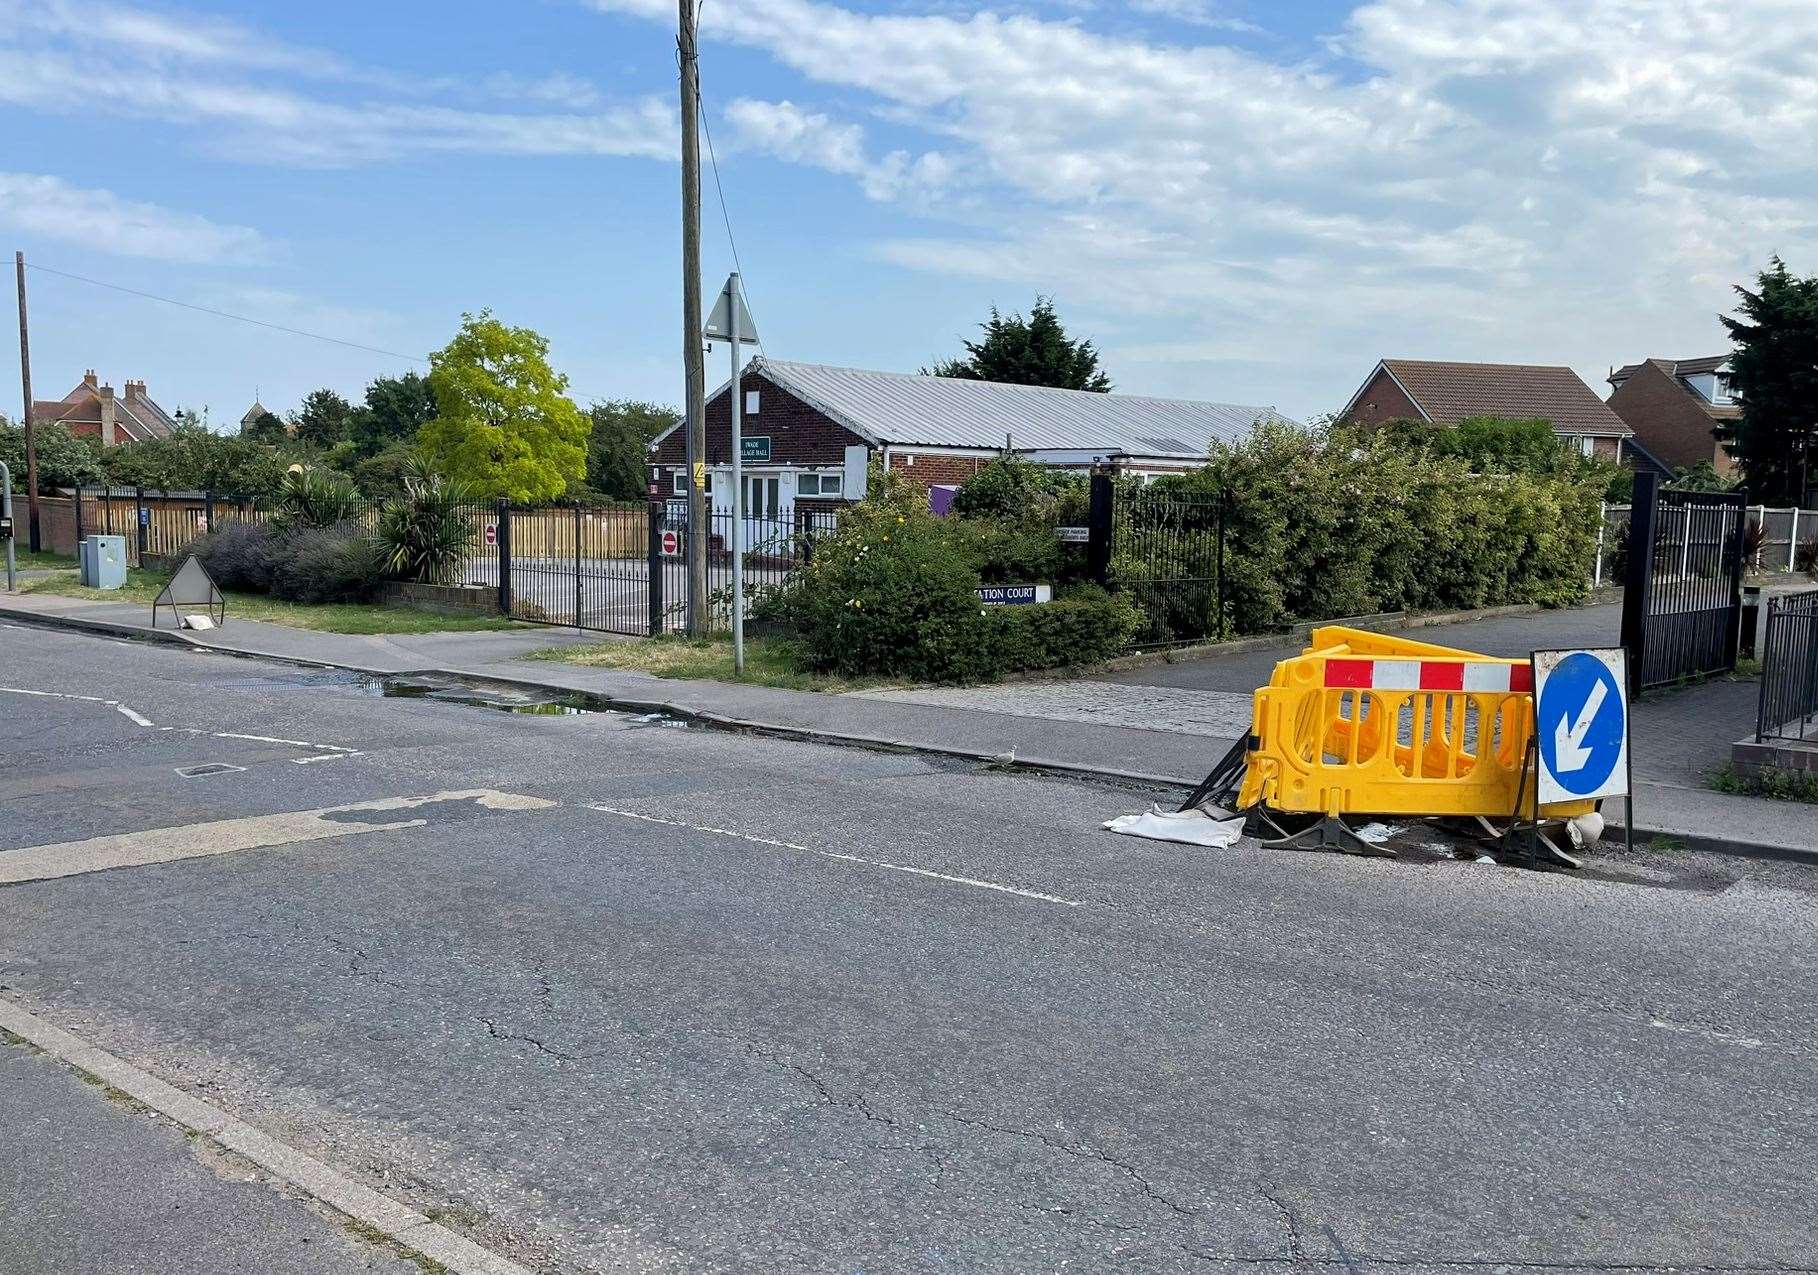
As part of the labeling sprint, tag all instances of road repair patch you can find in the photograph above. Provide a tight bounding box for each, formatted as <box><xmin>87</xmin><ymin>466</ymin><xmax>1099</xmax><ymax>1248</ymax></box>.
<box><xmin>0</xmin><ymin>790</ymin><xmax>557</xmax><ymax>886</ymax></box>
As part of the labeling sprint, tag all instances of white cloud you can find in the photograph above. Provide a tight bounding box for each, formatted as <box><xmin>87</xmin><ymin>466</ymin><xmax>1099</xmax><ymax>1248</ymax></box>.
<box><xmin>724</xmin><ymin>98</ymin><xmax>953</xmax><ymax>201</ymax></box>
<box><xmin>1126</xmin><ymin>0</ymin><xmax>1261</xmax><ymax>34</ymax></box>
<box><xmin>0</xmin><ymin>172</ymin><xmax>268</xmax><ymax>263</ymax></box>
<box><xmin>0</xmin><ymin>2</ymin><xmax>667</xmax><ymax>167</ymax></box>
<box><xmin>592</xmin><ymin>0</ymin><xmax>1818</xmax><ymax>412</ymax></box>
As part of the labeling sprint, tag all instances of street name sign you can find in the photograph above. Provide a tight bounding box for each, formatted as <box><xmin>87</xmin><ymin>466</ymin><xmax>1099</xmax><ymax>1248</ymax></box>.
<box><xmin>977</xmin><ymin>584</ymin><xmax>1052</xmax><ymax>606</ymax></box>
<box><xmin>1533</xmin><ymin>648</ymin><xmax>1630</xmax><ymax>804</ymax></box>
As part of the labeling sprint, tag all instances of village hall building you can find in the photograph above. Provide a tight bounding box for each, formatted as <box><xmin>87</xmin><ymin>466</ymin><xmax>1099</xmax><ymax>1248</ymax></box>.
<box><xmin>649</xmin><ymin>358</ymin><xmax>1292</xmax><ymax>519</ymax></box>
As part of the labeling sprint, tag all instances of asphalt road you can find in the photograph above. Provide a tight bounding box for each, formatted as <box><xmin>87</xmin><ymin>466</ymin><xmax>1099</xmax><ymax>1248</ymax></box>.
<box><xmin>3</xmin><ymin>620</ymin><xmax>1817</xmax><ymax>1273</ymax></box>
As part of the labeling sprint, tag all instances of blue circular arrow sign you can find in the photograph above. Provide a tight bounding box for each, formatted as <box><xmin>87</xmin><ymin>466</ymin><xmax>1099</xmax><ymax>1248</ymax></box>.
<box><xmin>1536</xmin><ymin>652</ymin><xmax>1626</xmax><ymax>796</ymax></box>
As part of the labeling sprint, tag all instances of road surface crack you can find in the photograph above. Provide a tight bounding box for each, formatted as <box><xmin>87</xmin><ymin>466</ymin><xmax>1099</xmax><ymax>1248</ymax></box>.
<box><xmin>1256</xmin><ymin>1180</ymin><xmax>1307</xmax><ymax>1267</ymax></box>
<box><xmin>474</xmin><ymin>1016</ymin><xmax>575</xmax><ymax>1062</ymax></box>
<box><xmin>942</xmin><ymin>1110</ymin><xmax>1199</xmax><ymax>1218</ymax></box>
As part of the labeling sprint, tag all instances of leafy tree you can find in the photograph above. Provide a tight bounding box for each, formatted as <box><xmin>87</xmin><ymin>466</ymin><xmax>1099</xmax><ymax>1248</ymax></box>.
<box><xmin>926</xmin><ymin>296</ymin><xmax>1113</xmax><ymax>392</ymax></box>
<box><xmin>420</xmin><ymin>311</ymin><xmax>589</xmax><ymax>503</ymax></box>
<box><xmin>243</xmin><ymin>410</ymin><xmax>288</xmax><ymax>443</ymax></box>
<box><xmin>95</xmin><ymin>422</ymin><xmax>294</xmax><ymax>496</ymax></box>
<box><xmin>348</xmin><ymin>440</ymin><xmax>422</xmax><ymax>497</ymax></box>
<box><xmin>0</xmin><ymin>421</ymin><xmax>104</xmax><ymax>492</ymax></box>
<box><xmin>587</xmin><ymin>400</ymin><xmax>678</xmax><ymax>499</ymax></box>
<box><xmin>346</xmin><ymin>372</ymin><xmax>437</xmax><ymax>461</ymax></box>
<box><xmin>1719</xmin><ymin>258</ymin><xmax>1818</xmax><ymax>504</ymax></box>
<box><xmin>951</xmin><ymin>454</ymin><xmax>1085</xmax><ymax>518</ymax></box>
<box><xmin>1377</xmin><ymin>415</ymin><xmax>1569</xmax><ymax>474</ymax></box>
<box><xmin>290</xmin><ymin>388</ymin><xmax>357</xmax><ymax>450</ymax></box>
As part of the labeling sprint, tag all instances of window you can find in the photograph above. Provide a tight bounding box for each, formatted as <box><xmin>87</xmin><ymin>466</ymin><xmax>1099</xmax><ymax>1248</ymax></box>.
<box><xmin>797</xmin><ymin>472</ymin><xmax>843</xmax><ymax>498</ymax></box>
<box><xmin>745</xmin><ymin>390</ymin><xmax>761</xmax><ymax>414</ymax></box>
<box><xmin>671</xmin><ymin>472</ymin><xmax>688</xmax><ymax>495</ymax></box>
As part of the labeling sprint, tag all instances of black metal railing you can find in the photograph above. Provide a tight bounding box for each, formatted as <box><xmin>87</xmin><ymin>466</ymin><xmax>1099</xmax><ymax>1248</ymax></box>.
<box><xmin>659</xmin><ymin>506</ymin><xmax>838</xmax><ymax>635</ymax></box>
<box><xmin>1757</xmin><ymin>589</ymin><xmax>1818</xmax><ymax>742</ymax></box>
<box><xmin>1107</xmin><ymin>482</ymin><xmax>1227</xmax><ymax>648</ymax></box>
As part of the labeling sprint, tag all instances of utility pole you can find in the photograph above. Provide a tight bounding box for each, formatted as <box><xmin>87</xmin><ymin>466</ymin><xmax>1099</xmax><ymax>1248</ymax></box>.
<box><xmin>15</xmin><ymin>252</ymin><xmax>40</xmax><ymax>553</ymax></box>
<box><xmin>678</xmin><ymin>0</ymin><xmax>708</xmax><ymax>636</ymax></box>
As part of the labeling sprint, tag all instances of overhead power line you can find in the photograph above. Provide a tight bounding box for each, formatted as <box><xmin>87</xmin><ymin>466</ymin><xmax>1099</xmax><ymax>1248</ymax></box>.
<box><xmin>23</xmin><ymin>261</ymin><xmax>429</xmax><ymax>364</ymax></box>
<box><xmin>21</xmin><ymin>260</ymin><xmax>626</xmax><ymax>405</ymax></box>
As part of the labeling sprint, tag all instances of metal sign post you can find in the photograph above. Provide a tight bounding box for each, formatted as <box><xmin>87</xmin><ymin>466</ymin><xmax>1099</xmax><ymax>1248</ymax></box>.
<box><xmin>1</xmin><ymin>461</ymin><xmax>15</xmax><ymax>592</ymax></box>
<box><xmin>704</xmin><ymin>273</ymin><xmax>759</xmax><ymax>674</ymax></box>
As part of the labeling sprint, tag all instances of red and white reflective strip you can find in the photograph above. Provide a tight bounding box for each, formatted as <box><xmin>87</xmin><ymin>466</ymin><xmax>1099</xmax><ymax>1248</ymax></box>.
<box><xmin>1323</xmin><ymin>659</ymin><xmax>1532</xmax><ymax>693</ymax></box>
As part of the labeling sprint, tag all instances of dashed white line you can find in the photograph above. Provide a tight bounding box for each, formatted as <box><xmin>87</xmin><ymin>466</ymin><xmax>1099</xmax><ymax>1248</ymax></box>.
<box><xmin>0</xmin><ymin>686</ymin><xmax>361</xmax><ymax>764</ymax></box>
<box><xmin>586</xmin><ymin>804</ymin><xmax>1084</xmax><ymax>907</ymax></box>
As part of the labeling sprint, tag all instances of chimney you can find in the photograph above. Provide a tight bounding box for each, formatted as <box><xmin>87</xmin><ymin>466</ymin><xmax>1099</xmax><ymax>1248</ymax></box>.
<box><xmin>83</xmin><ymin>370</ymin><xmax>98</xmax><ymax>390</ymax></box>
<box><xmin>98</xmin><ymin>383</ymin><xmax>117</xmax><ymax>447</ymax></box>
<box><xmin>125</xmin><ymin>378</ymin><xmax>146</xmax><ymax>401</ymax></box>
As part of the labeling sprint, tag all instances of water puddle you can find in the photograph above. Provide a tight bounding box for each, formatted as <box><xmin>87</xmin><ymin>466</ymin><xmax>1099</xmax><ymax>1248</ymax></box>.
<box><xmin>358</xmin><ymin>674</ymin><xmax>596</xmax><ymax>715</ymax></box>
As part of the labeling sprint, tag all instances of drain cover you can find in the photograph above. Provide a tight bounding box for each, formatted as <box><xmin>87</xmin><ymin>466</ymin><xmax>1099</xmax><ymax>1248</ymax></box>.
<box><xmin>176</xmin><ymin>763</ymin><xmax>247</xmax><ymax>778</ymax></box>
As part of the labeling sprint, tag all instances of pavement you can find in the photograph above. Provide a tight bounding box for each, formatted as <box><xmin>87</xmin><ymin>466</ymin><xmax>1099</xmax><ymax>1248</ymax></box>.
<box><xmin>4</xmin><ymin>621</ymin><xmax>1818</xmax><ymax>1272</ymax></box>
<box><xmin>1</xmin><ymin>1043</ymin><xmax>423</xmax><ymax>1274</ymax></box>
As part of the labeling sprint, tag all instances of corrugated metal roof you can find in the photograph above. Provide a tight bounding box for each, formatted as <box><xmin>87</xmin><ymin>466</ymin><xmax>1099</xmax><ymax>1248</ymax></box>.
<box><xmin>742</xmin><ymin>359</ymin><xmax>1291</xmax><ymax>460</ymax></box>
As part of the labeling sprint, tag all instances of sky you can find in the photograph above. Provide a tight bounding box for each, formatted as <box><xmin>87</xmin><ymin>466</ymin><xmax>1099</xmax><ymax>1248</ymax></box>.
<box><xmin>2</xmin><ymin>0</ymin><xmax>1814</xmax><ymax>430</ymax></box>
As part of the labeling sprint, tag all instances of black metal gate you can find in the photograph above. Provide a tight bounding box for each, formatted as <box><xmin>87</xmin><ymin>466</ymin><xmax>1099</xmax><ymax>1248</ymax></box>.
<box><xmin>1095</xmin><ymin>473</ymin><xmax>1227</xmax><ymax>649</ymax></box>
<box><xmin>501</xmin><ymin>501</ymin><xmax>662</xmax><ymax>635</ymax></box>
<box><xmin>1620</xmin><ymin>473</ymin><xmax>1747</xmax><ymax>690</ymax></box>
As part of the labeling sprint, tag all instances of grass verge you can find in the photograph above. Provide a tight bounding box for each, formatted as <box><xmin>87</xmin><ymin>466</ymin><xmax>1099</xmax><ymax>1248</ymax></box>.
<box><xmin>22</xmin><ymin>568</ymin><xmax>520</xmax><ymax>635</ymax></box>
<box><xmin>8</xmin><ymin>548</ymin><xmax>78</xmax><ymax>571</ymax></box>
<box><xmin>1710</xmin><ymin>763</ymin><xmax>1818</xmax><ymax>803</ymax></box>
<box><xmin>525</xmin><ymin>633</ymin><xmax>902</xmax><ymax>693</ymax></box>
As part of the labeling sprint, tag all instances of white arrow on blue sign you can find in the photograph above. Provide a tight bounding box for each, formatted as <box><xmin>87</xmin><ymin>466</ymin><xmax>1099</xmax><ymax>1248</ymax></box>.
<box><xmin>1533</xmin><ymin>648</ymin><xmax>1630</xmax><ymax>804</ymax></box>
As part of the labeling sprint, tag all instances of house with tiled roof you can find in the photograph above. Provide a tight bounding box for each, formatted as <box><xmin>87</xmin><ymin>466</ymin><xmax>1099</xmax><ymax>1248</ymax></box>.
<box><xmin>1605</xmin><ymin>356</ymin><xmax>1739</xmax><ymax>478</ymax></box>
<box><xmin>1340</xmin><ymin>359</ymin><xmax>1634</xmax><ymax>460</ymax></box>
<box><xmin>33</xmin><ymin>371</ymin><xmax>178</xmax><ymax>446</ymax></box>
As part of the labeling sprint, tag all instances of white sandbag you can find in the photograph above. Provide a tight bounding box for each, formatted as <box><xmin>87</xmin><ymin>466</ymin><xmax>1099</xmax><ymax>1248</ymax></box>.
<box><xmin>1102</xmin><ymin>803</ymin><xmax>1246</xmax><ymax>848</ymax></box>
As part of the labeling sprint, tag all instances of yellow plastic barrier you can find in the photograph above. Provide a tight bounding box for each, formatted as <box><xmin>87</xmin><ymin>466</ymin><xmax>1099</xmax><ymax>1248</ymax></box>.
<box><xmin>1231</xmin><ymin>627</ymin><xmax>1594</xmax><ymax>855</ymax></box>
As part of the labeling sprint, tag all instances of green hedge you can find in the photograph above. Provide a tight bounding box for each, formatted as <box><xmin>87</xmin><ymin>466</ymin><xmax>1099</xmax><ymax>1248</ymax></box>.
<box><xmin>789</xmin><ymin>472</ymin><xmax>1138</xmax><ymax>682</ymax></box>
<box><xmin>1151</xmin><ymin>420</ymin><xmax>1606</xmax><ymax>635</ymax></box>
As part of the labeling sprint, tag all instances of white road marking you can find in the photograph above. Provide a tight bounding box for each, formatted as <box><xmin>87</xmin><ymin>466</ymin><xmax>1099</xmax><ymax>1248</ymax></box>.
<box><xmin>0</xmin><ymin>789</ymin><xmax>556</xmax><ymax>886</ymax></box>
<box><xmin>1651</xmin><ymin>1018</ymin><xmax>1765</xmax><ymax>1050</ymax></box>
<box><xmin>0</xmin><ymin>686</ymin><xmax>360</xmax><ymax>763</ymax></box>
<box><xmin>586</xmin><ymin>804</ymin><xmax>1084</xmax><ymax>907</ymax></box>
<box><xmin>0</xmin><ymin>998</ymin><xmax>534</xmax><ymax>1275</ymax></box>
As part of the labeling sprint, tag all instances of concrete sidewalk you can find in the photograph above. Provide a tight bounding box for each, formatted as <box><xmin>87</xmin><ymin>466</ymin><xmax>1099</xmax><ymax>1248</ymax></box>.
<box><xmin>4</xmin><ymin>590</ymin><xmax>1812</xmax><ymax>864</ymax></box>
<box><xmin>0</xmin><ymin>591</ymin><xmax>1221</xmax><ymax>786</ymax></box>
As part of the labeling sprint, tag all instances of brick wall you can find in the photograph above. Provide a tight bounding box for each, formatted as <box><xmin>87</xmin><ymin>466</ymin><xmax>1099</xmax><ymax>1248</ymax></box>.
<box><xmin>1344</xmin><ymin>368</ymin><xmax>1425</xmax><ymax>426</ymax></box>
<box><xmin>886</xmin><ymin>451</ymin><xmax>991</xmax><ymax>488</ymax></box>
<box><xmin>1606</xmin><ymin>361</ymin><xmax>1729</xmax><ymax>472</ymax></box>
<box><xmin>651</xmin><ymin>369</ymin><xmax>869</xmax><ymax>472</ymax></box>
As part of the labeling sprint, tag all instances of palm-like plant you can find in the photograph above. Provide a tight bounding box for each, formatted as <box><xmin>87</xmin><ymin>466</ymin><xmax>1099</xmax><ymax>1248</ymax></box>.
<box><xmin>376</xmin><ymin>458</ymin><xmax>475</xmax><ymax>583</ymax></box>
<box><xmin>272</xmin><ymin>466</ymin><xmax>362</xmax><ymax>532</ymax></box>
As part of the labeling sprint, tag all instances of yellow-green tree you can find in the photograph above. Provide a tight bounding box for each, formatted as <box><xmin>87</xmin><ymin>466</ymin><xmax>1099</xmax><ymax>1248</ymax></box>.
<box><xmin>420</xmin><ymin>311</ymin><xmax>588</xmax><ymax>502</ymax></box>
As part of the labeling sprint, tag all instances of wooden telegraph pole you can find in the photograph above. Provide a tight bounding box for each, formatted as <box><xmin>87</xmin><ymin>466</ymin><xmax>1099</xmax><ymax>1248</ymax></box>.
<box><xmin>14</xmin><ymin>252</ymin><xmax>40</xmax><ymax>553</ymax></box>
<box><xmin>678</xmin><ymin>0</ymin><xmax>709</xmax><ymax>635</ymax></box>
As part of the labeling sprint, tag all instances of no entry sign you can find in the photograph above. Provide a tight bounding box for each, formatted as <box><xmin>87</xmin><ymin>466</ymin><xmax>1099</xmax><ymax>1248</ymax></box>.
<box><xmin>660</xmin><ymin>529</ymin><xmax>680</xmax><ymax>556</ymax></box>
<box><xmin>483</xmin><ymin>522</ymin><xmax>498</xmax><ymax>548</ymax></box>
